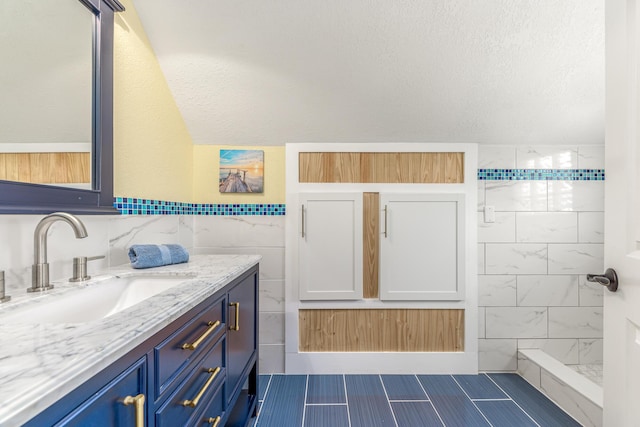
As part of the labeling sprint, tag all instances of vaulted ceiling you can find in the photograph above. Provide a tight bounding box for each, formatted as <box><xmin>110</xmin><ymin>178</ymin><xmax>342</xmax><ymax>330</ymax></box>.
<box><xmin>133</xmin><ymin>0</ymin><xmax>604</xmax><ymax>146</ymax></box>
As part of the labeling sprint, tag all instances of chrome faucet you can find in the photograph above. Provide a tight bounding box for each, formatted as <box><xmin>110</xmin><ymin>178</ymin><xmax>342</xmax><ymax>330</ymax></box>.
<box><xmin>30</xmin><ymin>212</ymin><xmax>88</xmax><ymax>292</ymax></box>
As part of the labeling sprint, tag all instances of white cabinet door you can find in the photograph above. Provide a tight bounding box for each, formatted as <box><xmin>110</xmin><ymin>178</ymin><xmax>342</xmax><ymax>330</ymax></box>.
<box><xmin>299</xmin><ymin>193</ymin><xmax>363</xmax><ymax>300</ymax></box>
<box><xmin>379</xmin><ymin>193</ymin><xmax>465</xmax><ymax>301</ymax></box>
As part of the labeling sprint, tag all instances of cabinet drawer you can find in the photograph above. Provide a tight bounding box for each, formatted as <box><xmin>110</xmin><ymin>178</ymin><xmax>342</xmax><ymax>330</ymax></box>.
<box><xmin>55</xmin><ymin>357</ymin><xmax>146</xmax><ymax>427</ymax></box>
<box><xmin>156</xmin><ymin>337</ymin><xmax>226</xmax><ymax>427</ymax></box>
<box><xmin>190</xmin><ymin>384</ymin><xmax>225</xmax><ymax>427</ymax></box>
<box><xmin>155</xmin><ymin>296</ymin><xmax>225</xmax><ymax>396</ymax></box>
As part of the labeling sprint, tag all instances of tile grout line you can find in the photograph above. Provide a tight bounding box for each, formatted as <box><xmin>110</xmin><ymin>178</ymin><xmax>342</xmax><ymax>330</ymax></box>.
<box><xmin>450</xmin><ymin>375</ymin><xmax>495</xmax><ymax>427</ymax></box>
<box><xmin>343</xmin><ymin>374</ymin><xmax>352</xmax><ymax>427</ymax></box>
<box><xmin>301</xmin><ymin>375</ymin><xmax>309</xmax><ymax>427</ymax></box>
<box><xmin>378</xmin><ymin>375</ymin><xmax>400</xmax><ymax>427</ymax></box>
<box><xmin>255</xmin><ymin>375</ymin><xmax>273</xmax><ymax>427</ymax></box>
<box><xmin>482</xmin><ymin>373</ymin><xmax>542</xmax><ymax>427</ymax></box>
<box><xmin>414</xmin><ymin>375</ymin><xmax>447</xmax><ymax>427</ymax></box>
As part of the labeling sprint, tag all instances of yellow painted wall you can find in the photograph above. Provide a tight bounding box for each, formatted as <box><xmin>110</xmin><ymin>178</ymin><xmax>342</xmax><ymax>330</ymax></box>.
<box><xmin>113</xmin><ymin>0</ymin><xmax>194</xmax><ymax>202</ymax></box>
<box><xmin>193</xmin><ymin>146</ymin><xmax>285</xmax><ymax>204</ymax></box>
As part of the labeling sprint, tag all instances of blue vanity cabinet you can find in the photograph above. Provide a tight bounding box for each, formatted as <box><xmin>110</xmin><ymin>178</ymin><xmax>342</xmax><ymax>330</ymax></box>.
<box><xmin>225</xmin><ymin>270</ymin><xmax>259</xmax><ymax>426</ymax></box>
<box><xmin>22</xmin><ymin>264</ymin><xmax>259</xmax><ymax>427</ymax></box>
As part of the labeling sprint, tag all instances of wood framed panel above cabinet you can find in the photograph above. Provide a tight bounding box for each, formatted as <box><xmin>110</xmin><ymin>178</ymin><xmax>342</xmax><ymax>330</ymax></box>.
<box><xmin>299</xmin><ymin>152</ymin><xmax>464</xmax><ymax>184</ymax></box>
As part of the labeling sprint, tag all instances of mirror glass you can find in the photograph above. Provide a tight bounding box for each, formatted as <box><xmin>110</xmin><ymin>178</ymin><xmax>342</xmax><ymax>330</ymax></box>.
<box><xmin>0</xmin><ymin>0</ymin><xmax>93</xmax><ymax>189</ymax></box>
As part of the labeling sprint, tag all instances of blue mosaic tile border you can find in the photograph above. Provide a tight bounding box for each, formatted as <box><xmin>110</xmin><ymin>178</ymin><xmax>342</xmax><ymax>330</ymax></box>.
<box><xmin>477</xmin><ymin>169</ymin><xmax>605</xmax><ymax>181</ymax></box>
<box><xmin>113</xmin><ymin>197</ymin><xmax>286</xmax><ymax>216</ymax></box>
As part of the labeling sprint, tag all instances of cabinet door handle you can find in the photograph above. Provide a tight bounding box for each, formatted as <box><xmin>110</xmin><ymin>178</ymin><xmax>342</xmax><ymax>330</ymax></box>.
<box><xmin>229</xmin><ymin>302</ymin><xmax>240</xmax><ymax>331</ymax></box>
<box><xmin>182</xmin><ymin>367</ymin><xmax>221</xmax><ymax>408</ymax></box>
<box><xmin>206</xmin><ymin>416</ymin><xmax>221</xmax><ymax>427</ymax></box>
<box><xmin>383</xmin><ymin>205</ymin><xmax>388</xmax><ymax>238</ymax></box>
<box><xmin>182</xmin><ymin>320</ymin><xmax>221</xmax><ymax>351</ymax></box>
<box><xmin>123</xmin><ymin>393</ymin><xmax>145</xmax><ymax>427</ymax></box>
<box><xmin>301</xmin><ymin>204</ymin><xmax>306</xmax><ymax>238</ymax></box>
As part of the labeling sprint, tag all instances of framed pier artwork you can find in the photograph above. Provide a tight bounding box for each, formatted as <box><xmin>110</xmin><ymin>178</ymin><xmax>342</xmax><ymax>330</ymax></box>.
<box><xmin>219</xmin><ymin>149</ymin><xmax>264</xmax><ymax>193</ymax></box>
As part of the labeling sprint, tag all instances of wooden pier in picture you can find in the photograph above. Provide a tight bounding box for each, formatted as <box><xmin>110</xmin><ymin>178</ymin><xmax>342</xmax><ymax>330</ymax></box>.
<box><xmin>219</xmin><ymin>168</ymin><xmax>253</xmax><ymax>193</ymax></box>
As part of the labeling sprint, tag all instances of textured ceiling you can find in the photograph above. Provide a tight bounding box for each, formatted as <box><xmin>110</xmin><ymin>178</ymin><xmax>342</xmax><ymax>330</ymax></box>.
<box><xmin>133</xmin><ymin>0</ymin><xmax>604</xmax><ymax>146</ymax></box>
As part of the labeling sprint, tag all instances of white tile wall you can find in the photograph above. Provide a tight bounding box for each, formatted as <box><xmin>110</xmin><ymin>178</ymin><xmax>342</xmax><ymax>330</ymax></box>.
<box><xmin>516</xmin><ymin>146</ymin><xmax>578</xmax><ymax>169</ymax></box>
<box><xmin>485</xmin><ymin>181</ymin><xmax>548</xmax><ymax>211</ymax></box>
<box><xmin>517</xmin><ymin>275</ymin><xmax>579</xmax><ymax>307</ymax></box>
<box><xmin>478</xmin><ymin>339</ymin><xmax>518</xmax><ymax>371</ymax></box>
<box><xmin>548</xmin><ymin>181</ymin><xmax>604</xmax><ymax>212</ymax></box>
<box><xmin>578</xmin><ymin>212</ymin><xmax>604</xmax><ymax>243</ymax></box>
<box><xmin>478</xmin><ymin>275</ymin><xmax>517</xmax><ymax>306</ymax></box>
<box><xmin>485</xmin><ymin>307</ymin><xmax>548</xmax><ymax>338</ymax></box>
<box><xmin>478</xmin><ymin>212</ymin><xmax>516</xmax><ymax>243</ymax></box>
<box><xmin>577</xmin><ymin>146</ymin><xmax>605</xmax><ymax>169</ymax></box>
<box><xmin>516</xmin><ymin>212</ymin><xmax>577</xmax><ymax>243</ymax></box>
<box><xmin>485</xmin><ymin>243</ymin><xmax>548</xmax><ymax>274</ymax></box>
<box><xmin>478</xmin><ymin>145</ymin><xmax>604</xmax><ymax>372</ymax></box>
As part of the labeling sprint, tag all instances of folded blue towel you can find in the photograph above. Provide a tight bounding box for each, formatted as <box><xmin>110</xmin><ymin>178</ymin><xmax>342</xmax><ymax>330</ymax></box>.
<box><xmin>128</xmin><ymin>244</ymin><xmax>189</xmax><ymax>269</ymax></box>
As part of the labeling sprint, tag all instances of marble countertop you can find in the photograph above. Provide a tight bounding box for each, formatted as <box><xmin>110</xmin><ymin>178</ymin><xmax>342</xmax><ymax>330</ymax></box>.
<box><xmin>0</xmin><ymin>254</ymin><xmax>261</xmax><ymax>427</ymax></box>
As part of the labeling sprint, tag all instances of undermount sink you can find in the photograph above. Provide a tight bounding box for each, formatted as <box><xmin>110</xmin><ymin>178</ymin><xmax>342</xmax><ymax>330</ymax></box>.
<box><xmin>0</xmin><ymin>273</ymin><xmax>195</xmax><ymax>324</ymax></box>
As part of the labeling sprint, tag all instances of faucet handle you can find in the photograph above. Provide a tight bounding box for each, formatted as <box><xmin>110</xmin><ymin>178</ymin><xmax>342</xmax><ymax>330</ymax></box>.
<box><xmin>69</xmin><ymin>255</ymin><xmax>105</xmax><ymax>282</ymax></box>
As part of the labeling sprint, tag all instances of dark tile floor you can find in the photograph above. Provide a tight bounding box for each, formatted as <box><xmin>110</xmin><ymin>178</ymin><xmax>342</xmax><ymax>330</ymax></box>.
<box><xmin>254</xmin><ymin>373</ymin><xmax>582</xmax><ymax>427</ymax></box>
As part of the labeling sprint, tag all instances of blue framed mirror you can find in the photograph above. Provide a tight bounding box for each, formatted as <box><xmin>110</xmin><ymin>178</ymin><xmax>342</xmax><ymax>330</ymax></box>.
<box><xmin>0</xmin><ymin>0</ymin><xmax>124</xmax><ymax>214</ymax></box>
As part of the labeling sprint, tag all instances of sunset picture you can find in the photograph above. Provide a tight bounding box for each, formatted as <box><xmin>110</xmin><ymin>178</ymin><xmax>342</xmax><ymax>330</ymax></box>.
<box><xmin>219</xmin><ymin>149</ymin><xmax>264</xmax><ymax>193</ymax></box>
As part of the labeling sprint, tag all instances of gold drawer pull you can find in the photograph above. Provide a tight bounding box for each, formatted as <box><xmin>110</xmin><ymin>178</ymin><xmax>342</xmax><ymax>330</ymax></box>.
<box><xmin>123</xmin><ymin>393</ymin><xmax>145</xmax><ymax>427</ymax></box>
<box><xmin>230</xmin><ymin>302</ymin><xmax>240</xmax><ymax>331</ymax></box>
<box><xmin>182</xmin><ymin>367</ymin><xmax>221</xmax><ymax>408</ymax></box>
<box><xmin>182</xmin><ymin>320</ymin><xmax>221</xmax><ymax>350</ymax></box>
<box><xmin>206</xmin><ymin>416</ymin><xmax>221</xmax><ymax>427</ymax></box>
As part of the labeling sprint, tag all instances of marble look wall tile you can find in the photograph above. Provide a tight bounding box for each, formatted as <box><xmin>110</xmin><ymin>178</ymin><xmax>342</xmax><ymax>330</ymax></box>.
<box><xmin>548</xmin><ymin>307</ymin><xmax>603</xmax><ymax>339</ymax></box>
<box><xmin>577</xmin><ymin>146</ymin><xmax>605</xmax><ymax>169</ymax></box>
<box><xmin>516</xmin><ymin>146</ymin><xmax>578</xmax><ymax>169</ymax></box>
<box><xmin>193</xmin><ymin>247</ymin><xmax>285</xmax><ymax>280</ymax></box>
<box><xmin>517</xmin><ymin>353</ymin><xmax>542</xmax><ymax>388</ymax></box>
<box><xmin>486</xmin><ymin>181</ymin><xmax>548</xmax><ymax>212</ymax></box>
<box><xmin>516</xmin><ymin>212</ymin><xmax>578</xmax><ymax>243</ymax></box>
<box><xmin>579</xmin><ymin>339</ymin><xmax>603</xmax><ymax>364</ymax></box>
<box><xmin>479</xmin><ymin>275</ymin><xmax>517</xmax><ymax>306</ymax></box>
<box><xmin>108</xmin><ymin>215</ymin><xmax>181</xmax><ymax>266</ymax></box>
<box><xmin>478</xmin><ymin>339</ymin><xmax>518</xmax><ymax>371</ymax></box>
<box><xmin>478</xmin><ymin>212</ymin><xmax>516</xmax><ymax>243</ymax></box>
<box><xmin>548</xmin><ymin>244</ymin><xmax>604</xmax><ymax>275</ymax></box>
<box><xmin>548</xmin><ymin>181</ymin><xmax>604</xmax><ymax>212</ymax></box>
<box><xmin>485</xmin><ymin>307</ymin><xmax>548</xmax><ymax>338</ymax></box>
<box><xmin>540</xmin><ymin>370</ymin><xmax>603</xmax><ymax>427</ymax></box>
<box><xmin>194</xmin><ymin>216</ymin><xmax>286</xmax><ymax>248</ymax></box>
<box><xmin>517</xmin><ymin>339</ymin><xmax>579</xmax><ymax>365</ymax></box>
<box><xmin>178</xmin><ymin>216</ymin><xmax>195</xmax><ymax>249</ymax></box>
<box><xmin>485</xmin><ymin>244</ymin><xmax>547</xmax><ymax>274</ymax></box>
<box><xmin>478</xmin><ymin>145</ymin><xmax>516</xmax><ymax>169</ymax></box>
<box><xmin>478</xmin><ymin>244</ymin><xmax>485</xmax><ymax>275</ymax></box>
<box><xmin>259</xmin><ymin>344</ymin><xmax>285</xmax><ymax>374</ymax></box>
<box><xmin>259</xmin><ymin>312</ymin><xmax>285</xmax><ymax>344</ymax></box>
<box><xmin>578</xmin><ymin>213</ymin><xmax>604</xmax><ymax>243</ymax></box>
<box><xmin>260</xmin><ymin>279</ymin><xmax>285</xmax><ymax>312</ymax></box>
<box><xmin>578</xmin><ymin>275</ymin><xmax>604</xmax><ymax>307</ymax></box>
<box><xmin>478</xmin><ymin>182</ymin><xmax>486</xmax><ymax>211</ymax></box>
<box><xmin>517</xmin><ymin>275</ymin><xmax>579</xmax><ymax>307</ymax></box>
<box><xmin>478</xmin><ymin>307</ymin><xmax>486</xmax><ymax>339</ymax></box>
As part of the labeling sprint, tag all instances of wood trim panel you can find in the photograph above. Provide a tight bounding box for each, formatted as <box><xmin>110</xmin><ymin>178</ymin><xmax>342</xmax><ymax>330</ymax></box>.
<box><xmin>299</xmin><ymin>152</ymin><xmax>464</xmax><ymax>183</ymax></box>
<box><xmin>299</xmin><ymin>309</ymin><xmax>464</xmax><ymax>352</ymax></box>
<box><xmin>363</xmin><ymin>193</ymin><xmax>379</xmax><ymax>299</ymax></box>
<box><xmin>0</xmin><ymin>153</ymin><xmax>90</xmax><ymax>184</ymax></box>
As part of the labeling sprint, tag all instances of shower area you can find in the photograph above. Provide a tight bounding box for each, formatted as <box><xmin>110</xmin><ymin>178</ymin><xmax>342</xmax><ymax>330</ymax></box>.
<box><xmin>478</xmin><ymin>145</ymin><xmax>605</xmax><ymax>427</ymax></box>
